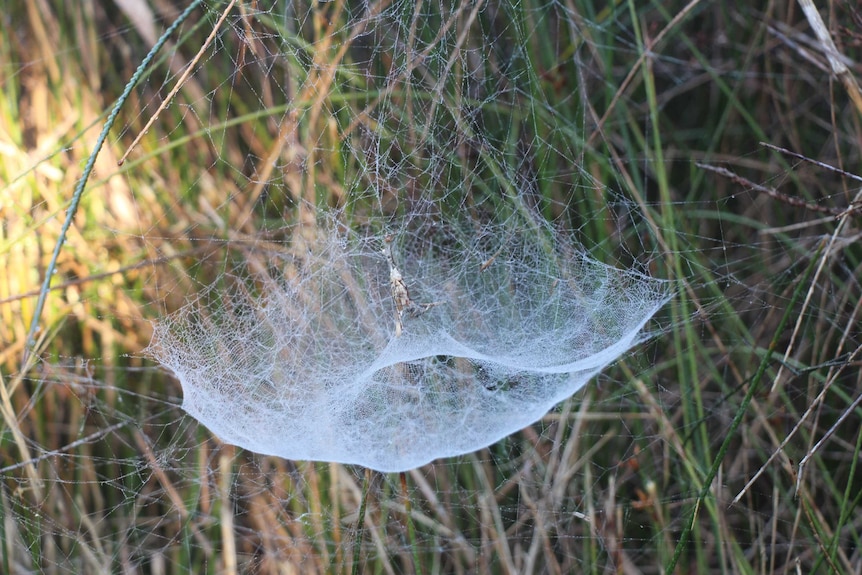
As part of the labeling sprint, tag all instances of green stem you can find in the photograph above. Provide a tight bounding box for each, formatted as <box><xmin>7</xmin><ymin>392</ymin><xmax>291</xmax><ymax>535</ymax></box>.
<box><xmin>352</xmin><ymin>468</ymin><xmax>372</xmax><ymax>575</ymax></box>
<box><xmin>23</xmin><ymin>0</ymin><xmax>206</xmax><ymax>364</ymax></box>
<box><xmin>400</xmin><ymin>471</ymin><xmax>422</xmax><ymax>575</ymax></box>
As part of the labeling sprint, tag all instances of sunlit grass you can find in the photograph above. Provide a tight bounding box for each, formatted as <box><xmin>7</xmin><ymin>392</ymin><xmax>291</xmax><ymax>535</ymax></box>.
<box><xmin>1</xmin><ymin>1</ymin><xmax>861</xmax><ymax>573</ymax></box>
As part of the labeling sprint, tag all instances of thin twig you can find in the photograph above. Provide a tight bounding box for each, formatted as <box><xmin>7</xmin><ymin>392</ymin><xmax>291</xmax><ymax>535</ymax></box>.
<box><xmin>0</xmin><ymin>421</ymin><xmax>128</xmax><ymax>475</ymax></box>
<box><xmin>797</xmin><ymin>0</ymin><xmax>862</xmax><ymax>117</ymax></box>
<box><xmin>730</xmin><ymin>351</ymin><xmax>858</xmax><ymax>505</ymax></box>
<box><xmin>0</xmin><ymin>250</ymin><xmax>201</xmax><ymax>306</ymax></box>
<box><xmin>696</xmin><ymin>162</ymin><xmax>861</xmax><ymax>217</ymax></box>
<box><xmin>118</xmin><ymin>0</ymin><xmax>238</xmax><ymax>166</ymax></box>
<box><xmin>760</xmin><ymin>142</ymin><xmax>862</xmax><ymax>183</ymax></box>
<box><xmin>796</xmin><ymin>345</ymin><xmax>862</xmax><ymax>495</ymax></box>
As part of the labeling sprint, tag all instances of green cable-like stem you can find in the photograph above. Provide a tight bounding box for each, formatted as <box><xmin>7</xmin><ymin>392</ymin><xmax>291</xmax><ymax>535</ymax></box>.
<box><xmin>400</xmin><ymin>471</ymin><xmax>422</xmax><ymax>575</ymax></box>
<box><xmin>664</xmin><ymin>239</ymin><xmax>825</xmax><ymax>574</ymax></box>
<box><xmin>352</xmin><ymin>468</ymin><xmax>373</xmax><ymax>575</ymax></box>
<box><xmin>23</xmin><ymin>0</ymin><xmax>206</xmax><ymax>364</ymax></box>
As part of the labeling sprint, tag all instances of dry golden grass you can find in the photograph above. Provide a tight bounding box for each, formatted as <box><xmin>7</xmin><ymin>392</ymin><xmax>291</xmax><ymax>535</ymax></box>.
<box><xmin>1</xmin><ymin>1</ymin><xmax>861</xmax><ymax>574</ymax></box>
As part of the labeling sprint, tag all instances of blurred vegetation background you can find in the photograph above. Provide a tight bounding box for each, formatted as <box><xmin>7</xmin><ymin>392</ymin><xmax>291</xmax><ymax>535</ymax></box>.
<box><xmin>1</xmin><ymin>0</ymin><xmax>861</xmax><ymax>573</ymax></box>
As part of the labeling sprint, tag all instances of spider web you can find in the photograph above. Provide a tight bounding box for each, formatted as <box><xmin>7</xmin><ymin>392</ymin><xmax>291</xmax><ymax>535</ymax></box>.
<box><xmin>3</xmin><ymin>1</ymin><xmax>862</xmax><ymax>573</ymax></box>
<box><xmin>136</xmin><ymin>0</ymin><xmax>670</xmax><ymax>473</ymax></box>
<box><xmin>145</xmin><ymin>208</ymin><xmax>668</xmax><ymax>472</ymax></box>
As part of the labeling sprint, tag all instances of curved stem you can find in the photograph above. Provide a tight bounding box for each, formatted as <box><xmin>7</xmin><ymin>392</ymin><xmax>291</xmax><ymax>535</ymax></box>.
<box><xmin>23</xmin><ymin>0</ymin><xmax>206</xmax><ymax>366</ymax></box>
